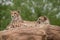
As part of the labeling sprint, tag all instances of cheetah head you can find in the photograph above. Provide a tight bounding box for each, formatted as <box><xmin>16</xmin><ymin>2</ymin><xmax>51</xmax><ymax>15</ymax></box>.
<box><xmin>11</xmin><ymin>11</ymin><xmax>20</xmax><ymax>18</ymax></box>
<box><xmin>37</xmin><ymin>16</ymin><xmax>49</xmax><ymax>24</ymax></box>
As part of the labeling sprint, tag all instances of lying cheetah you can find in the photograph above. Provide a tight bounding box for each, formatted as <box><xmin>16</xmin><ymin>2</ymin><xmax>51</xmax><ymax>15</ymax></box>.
<box><xmin>6</xmin><ymin>10</ymin><xmax>23</xmax><ymax>29</ymax></box>
<box><xmin>37</xmin><ymin>16</ymin><xmax>50</xmax><ymax>24</ymax></box>
<box><xmin>24</xmin><ymin>16</ymin><xmax>50</xmax><ymax>27</ymax></box>
<box><xmin>36</xmin><ymin>16</ymin><xmax>50</xmax><ymax>37</ymax></box>
<box><xmin>36</xmin><ymin>16</ymin><xmax>50</xmax><ymax>28</ymax></box>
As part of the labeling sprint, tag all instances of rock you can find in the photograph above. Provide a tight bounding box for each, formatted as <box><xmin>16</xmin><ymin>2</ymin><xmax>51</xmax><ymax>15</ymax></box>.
<box><xmin>46</xmin><ymin>25</ymin><xmax>60</xmax><ymax>40</ymax></box>
<box><xmin>0</xmin><ymin>25</ymin><xmax>47</xmax><ymax>40</ymax></box>
<box><xmin>0</xmin><ymin>24</ymin><xmax>60</xmax><ymax>40</ymax></box>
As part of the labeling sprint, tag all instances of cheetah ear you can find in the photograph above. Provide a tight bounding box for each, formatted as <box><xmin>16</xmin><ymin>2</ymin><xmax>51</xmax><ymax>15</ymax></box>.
<box><xmin>43</xmin><ymin>16</ymin><xmax>47</xmax><ymax>21</ymax></box>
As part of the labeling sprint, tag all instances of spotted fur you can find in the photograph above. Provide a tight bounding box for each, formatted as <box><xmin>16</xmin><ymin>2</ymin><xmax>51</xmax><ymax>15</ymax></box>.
<box><xmin>6</xmin><ymin>11</ymin><xmax>23</xmax><ymax>29</ymax></box>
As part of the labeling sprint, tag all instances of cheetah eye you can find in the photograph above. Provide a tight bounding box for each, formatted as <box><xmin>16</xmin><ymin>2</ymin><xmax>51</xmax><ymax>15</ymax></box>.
<box><xmin>14</xmin><ymin>13</ymin><xmax>16</xmax><ymax>14</ymax></box>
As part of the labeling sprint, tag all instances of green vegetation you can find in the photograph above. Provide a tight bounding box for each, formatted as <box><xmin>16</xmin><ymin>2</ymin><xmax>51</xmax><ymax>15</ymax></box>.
<box><xmin>0</xmin><ymin>0</ymin><xmax>60</xmax><ymax>30</ymax></box>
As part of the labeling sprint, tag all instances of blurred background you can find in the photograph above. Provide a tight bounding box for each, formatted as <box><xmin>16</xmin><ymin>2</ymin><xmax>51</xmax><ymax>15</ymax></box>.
<box><xmin>0</xmin><ymin>0</ymin><xmax>60</xmax><ymax>30</ymax></box>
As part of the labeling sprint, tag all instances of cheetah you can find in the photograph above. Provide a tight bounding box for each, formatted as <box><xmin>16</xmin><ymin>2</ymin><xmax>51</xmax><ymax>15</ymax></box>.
<box><xmin>36</xmin><ymin>16</ymin><xmax>50</xmax><ymax>37</ymax></box>
<box><xmin>6</xmin><ymin>10</ymin><xmax>23</xmax><ymax>29</ymax></box>
<box><xmin>36</xmin><ymin>16</ymin><xmax>50</xmax><ymax>28</ymax></box>
<box><xmin>6</xmin><ymin>10</ymin><xmax>36</xmax><ymax>29</ymax></box>
<box><xmin>37</xmin><ymin>16</ymin><xmax>50</xmax><ymax>24</ymax></box>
